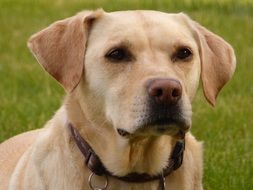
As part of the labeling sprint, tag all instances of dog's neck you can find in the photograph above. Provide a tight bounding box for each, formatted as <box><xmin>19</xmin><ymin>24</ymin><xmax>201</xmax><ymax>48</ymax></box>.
<box><xmin>65</xmin><ymin>96</ymin><xmax>177</xmax><ymax>176</ymax></box>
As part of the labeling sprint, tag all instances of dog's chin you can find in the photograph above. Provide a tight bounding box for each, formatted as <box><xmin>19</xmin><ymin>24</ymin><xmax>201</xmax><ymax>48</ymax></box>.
<box><xmin>117</xmin><ymin>118</ymin><xmax>190</xmax><ymax>139</ymax></box>
<box><xmin>137</xmin><ymin>122</ymin><xmax>189</xmax><ymax>138</ymax></box>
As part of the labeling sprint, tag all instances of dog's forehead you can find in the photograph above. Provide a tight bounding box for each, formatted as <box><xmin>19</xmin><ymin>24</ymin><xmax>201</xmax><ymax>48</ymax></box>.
<box><xmin>105</xmin><ymin>10</ymin><xmax>182</xmax><ymax>26</ymax></box>
<box><xmin>89</xmin><ymin>11</ymin><xmax>193</xmax><ymax>44</ymax></box>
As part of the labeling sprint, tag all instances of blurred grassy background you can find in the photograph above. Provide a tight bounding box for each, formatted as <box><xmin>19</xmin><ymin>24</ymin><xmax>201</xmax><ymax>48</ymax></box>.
<box><xmin>0</xmin><ymin>0</ymin><xmax>252</xmax><ymax>189</ymax></box>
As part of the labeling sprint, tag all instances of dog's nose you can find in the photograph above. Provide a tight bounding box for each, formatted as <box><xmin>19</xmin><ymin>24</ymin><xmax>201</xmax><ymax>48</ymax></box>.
<box><xmin>147</xmin><ymin>78</ymin><xmax>182</xmax><ymax>105</ymax></box>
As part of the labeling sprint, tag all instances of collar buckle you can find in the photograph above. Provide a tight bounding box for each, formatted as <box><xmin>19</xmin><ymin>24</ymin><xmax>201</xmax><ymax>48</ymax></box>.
<box><xmin>88</xmin><ymin>172</ymin><xmax>108</xmax><ymax>190</ymax></box>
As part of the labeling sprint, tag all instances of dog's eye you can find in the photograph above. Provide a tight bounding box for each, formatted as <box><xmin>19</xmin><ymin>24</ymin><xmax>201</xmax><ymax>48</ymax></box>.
<box><xmin>174</xmin><ymin>48</ymin><xmax>193</xmax><ymax>61</ymax></box>
<box><xmin>105</xmin><ymin>48</ymin><xmax>132</xmax><ymax>62</ymax></box>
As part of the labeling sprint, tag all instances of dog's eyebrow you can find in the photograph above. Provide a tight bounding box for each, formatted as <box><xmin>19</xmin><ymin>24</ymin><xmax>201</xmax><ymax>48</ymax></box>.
<box><xmin>106</xmin><ymin>40</ymin><xmax>133</xmax><ymax>50</ymax></box>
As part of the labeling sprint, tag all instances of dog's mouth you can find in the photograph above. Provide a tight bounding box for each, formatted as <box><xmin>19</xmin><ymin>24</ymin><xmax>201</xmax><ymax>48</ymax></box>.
<box><xmin>117</xmin><ymin>96</ymin><xmax>191</xmax><ymax>138</ymax></box>
<box><xmin>117</xmin><ymin>116</ymin><xmax>190</xmax><ymax>138</ymax></box>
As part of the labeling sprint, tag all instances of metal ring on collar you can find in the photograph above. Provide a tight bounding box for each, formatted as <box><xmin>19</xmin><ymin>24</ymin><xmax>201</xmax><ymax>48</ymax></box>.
<box><xmin>88</xmin><ymin>172</ymin><xmax>108</xmax><ymax>190</ymax></box>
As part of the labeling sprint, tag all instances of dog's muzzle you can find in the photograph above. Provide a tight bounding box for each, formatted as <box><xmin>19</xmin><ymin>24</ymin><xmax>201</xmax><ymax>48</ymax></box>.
<box><xmin>117</xmin><ymin>78</ymin><xmax>190</xmax><ymax>137</ymax></box>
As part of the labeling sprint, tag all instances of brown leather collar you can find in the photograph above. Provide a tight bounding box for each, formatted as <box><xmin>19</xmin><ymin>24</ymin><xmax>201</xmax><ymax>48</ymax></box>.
<box><xmin>68</xmin><ymin>123</ymin><xmax>185</xmax><ymax>183</ymax></box>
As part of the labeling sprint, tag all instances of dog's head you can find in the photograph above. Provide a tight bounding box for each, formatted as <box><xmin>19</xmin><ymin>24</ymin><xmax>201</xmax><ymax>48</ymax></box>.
<box><xmin>28</xmin><ymin>10</ymin><xmax>236</xmax><ymax>138</ymax></box>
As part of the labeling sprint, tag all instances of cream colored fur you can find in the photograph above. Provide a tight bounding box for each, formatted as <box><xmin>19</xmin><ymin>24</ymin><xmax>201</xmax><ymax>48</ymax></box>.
<box><xmin>0</xmin><ymin>10</ymin><xmax>236</xmax><ymax>190</ymax></box>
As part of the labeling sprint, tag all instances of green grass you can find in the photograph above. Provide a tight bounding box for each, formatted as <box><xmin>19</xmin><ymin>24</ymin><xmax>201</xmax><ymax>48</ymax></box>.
<box><xmin>0</xmin><ymin>0</ymin><xmax>252</xmax><ymax>189</ymax></box>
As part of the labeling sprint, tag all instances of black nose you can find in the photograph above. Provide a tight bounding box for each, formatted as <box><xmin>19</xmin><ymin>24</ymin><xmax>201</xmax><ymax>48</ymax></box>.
<box><xmin>147</xmin><ymin>78</ymin><xmax>182</xmax><ymax>105</ymax></box>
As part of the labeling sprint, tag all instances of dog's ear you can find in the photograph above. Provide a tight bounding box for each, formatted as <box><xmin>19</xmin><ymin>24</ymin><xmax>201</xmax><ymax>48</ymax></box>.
<box><xmin>195</xmin><ymin>23</ymin><xmax>236</xmax><ymax>106</ymax></box>
<box><xmin>179</xmin><ymin>13</ymin><xmax>236</xmax><ymax>106</ymax></box>
<box><xmin>27</xmin><ymin>10</ymin><xmax>103</xmax><ymax>92</ymax></box>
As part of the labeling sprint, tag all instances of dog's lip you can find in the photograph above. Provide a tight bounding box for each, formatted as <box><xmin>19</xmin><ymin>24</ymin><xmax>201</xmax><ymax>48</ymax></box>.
<box><xmin>117</xmin><ymin>128</ymin><xmax>131</xmax><ymax>137</ymax></box>
<box><xmin>138</xmin><ymin>117</ymin><xmax>190</xmax><ymax>130</ymax></box>
<box><xmin>142</xmin><ymin>117</ymin><xmax>179</xmax><ymax>127</ymax></box>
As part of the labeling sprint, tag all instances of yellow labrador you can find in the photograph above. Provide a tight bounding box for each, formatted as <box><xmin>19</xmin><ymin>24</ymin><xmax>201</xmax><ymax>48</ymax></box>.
<box><xmin>0</xmin><ymin>10</ymin><xmax>236</xmax><ymax>190</ymax></box>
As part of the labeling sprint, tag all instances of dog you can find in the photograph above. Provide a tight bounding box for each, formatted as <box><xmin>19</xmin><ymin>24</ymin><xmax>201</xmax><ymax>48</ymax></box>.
<box><xmin>0</xmin><ymin>9</ymin><xmax>236</xmax><ymax>190</ymax></box>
